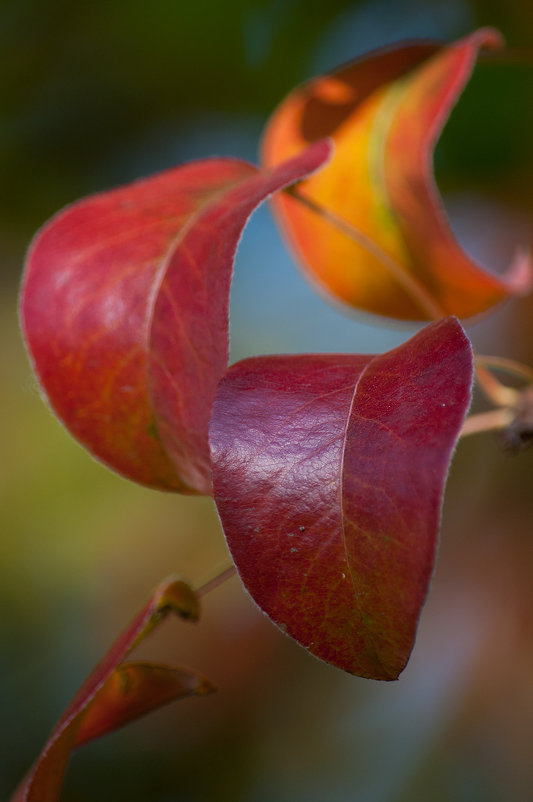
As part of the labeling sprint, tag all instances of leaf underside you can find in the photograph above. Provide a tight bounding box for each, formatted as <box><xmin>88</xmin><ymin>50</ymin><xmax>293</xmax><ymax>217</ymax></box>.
<box><xmin>262</xmin><ymin>28</ymin><xmax>531</xmax><ymax>321</ymax></box>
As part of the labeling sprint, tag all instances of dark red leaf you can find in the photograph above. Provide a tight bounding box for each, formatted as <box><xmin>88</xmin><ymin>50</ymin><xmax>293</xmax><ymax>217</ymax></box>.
<box><xmin>11</xmin><ymin>578</ymin><xmax>214</xmax><ymax>802</ymax></box>
<box><xmin>210</xmin><ymin>318</ymin><xmax>473</xmax><ymax>680</ymax></box>
<box><xmin>21</xmin><ymin>141</ymin><xmax>332</xmax><ymax>494</ymax></box>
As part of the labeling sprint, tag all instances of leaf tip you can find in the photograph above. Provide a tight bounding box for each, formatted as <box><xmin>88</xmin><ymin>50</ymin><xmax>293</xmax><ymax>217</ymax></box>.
<box><xmin>278</xmin><ymin>136</ymin><xmax>335</xmax><ymax>179</ymax></box>
<box><xmin>503</xmin><ymin>248</ymin><xmax>533</xmax><ymax>297</ymax></box>
<box><xmin>193</xmin><ymin>676</ymin><xmax>218</xmax><ymax>696</ymax></box>
<box><xmin>473</xmin><ymin>26</ymin><xmax>505</xmax><ymax>52</ymax></box>
<box><xmin>154</xmin><ymin>577</ymin><xmax>200</xmax><ymax>622</ymax></box>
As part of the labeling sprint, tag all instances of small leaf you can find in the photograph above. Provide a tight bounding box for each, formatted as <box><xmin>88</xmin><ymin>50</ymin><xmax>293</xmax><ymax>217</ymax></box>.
<box><xmin>11</xmin><ymin>577</ymin><xmax>213</xmax><ymax>802</ymax></box>
<box><xmin>262</xmin><ymin>29</ymin><xmax>531</xmax><ymax>321</ymax></box>
<box><xmin>75</xmin><ymin>662</ymin><xmax>215</xmax><ymax>746</ymax></box>
<box><xmin>21</xmin><ymin>141</ymin><xmax>332</xmax><ymax>493</ymax></box>
<box><xmin>210</xmin><ymin>318</ymin><xmax>473</xmax><ymax>679</ymax></box>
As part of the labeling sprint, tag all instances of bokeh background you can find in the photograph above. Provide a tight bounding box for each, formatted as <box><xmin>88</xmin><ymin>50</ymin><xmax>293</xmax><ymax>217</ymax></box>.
<box><xmin>2</xmin><ymin>0</ymin><xmax>533</xmax><ymax>799</ymax></box>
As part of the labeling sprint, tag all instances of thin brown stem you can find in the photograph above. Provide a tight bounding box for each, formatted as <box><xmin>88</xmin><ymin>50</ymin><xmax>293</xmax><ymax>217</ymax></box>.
<box><xmin>475</xmin><ymin>355</ymin><xmax>533</xmax><ymax>385</ymax></box>
<box><xmin>285</xmin><ymin>185</ymin><xmax>533</xmax><ymax>437</ymax></box>
<box><xmin>196</xmin><ymin>563</ymin><xmax>236</xmax><ymax>598</ymax></box>
<box><xmin>460</xmin><ymin>408</ymin><xmax>514</xmax><ymax>438</ymax></box>
<box><xmin>474</xmin><ymin>362</ymin><xmax>520</xmax><ymax>407</ymax></box>
<box><xmin>287</xmin><ymin>187</ymin><xmax>446</xmax><ymax>321</ymax></box>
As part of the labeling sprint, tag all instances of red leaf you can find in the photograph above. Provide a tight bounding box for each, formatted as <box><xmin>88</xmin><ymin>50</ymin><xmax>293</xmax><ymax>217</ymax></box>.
<box><xmin>11</xmin><ymin>577</ymin><xmax>214</xmax><ymax>802</ymax></box>
<box><xmin>75</xmin><ymin>662</ymin><xmax>214</xmax><ymax>746</ymax></box>
<box><xmin>21</xmin><ymin>141</ymin><xmax>332</xmax><ymax>494</ymax></box>
<box><xmin>209</xmin><ymin>318</ymin><xmax>473</xmax><ymax>679</ymax></box>
<box><xmin>262</xmin><ymin>30</ymin><xmax>531</xmax><ymax>320</ymax></box>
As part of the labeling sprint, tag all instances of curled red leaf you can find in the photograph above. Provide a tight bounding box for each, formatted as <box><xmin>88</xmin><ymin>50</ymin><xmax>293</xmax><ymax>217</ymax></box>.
<box><xmin>21</xmin><ymin>141</ymin><xmax>332</xmax><ymax>493</ymax></box>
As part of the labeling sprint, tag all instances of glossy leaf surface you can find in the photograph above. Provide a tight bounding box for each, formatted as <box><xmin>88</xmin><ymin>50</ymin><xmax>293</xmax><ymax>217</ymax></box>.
<box><xmin>262</xmin><ymin>29</ymin><xmax>531</xmax><ymax>321</ymax></box>
<box><xmin>21</xmin><ymin>141</ymin><xmax>331</xmax><ymax>494</ymax></box>
<box><xmin>210</xmin><ymin>318</ymin><xmax>473</xmax><ymax>679</ymax></box>
<box><xmin>11</xmin><ymin>578</ymin><xmax>215</xmax><ymax>802</ymax></box>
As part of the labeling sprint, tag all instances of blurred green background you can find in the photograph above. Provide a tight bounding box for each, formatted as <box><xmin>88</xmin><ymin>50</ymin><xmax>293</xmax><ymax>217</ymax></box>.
<box><xmin>2</xmin><ymin>0</ymin><xmax>533</xmax><ymax>799</ymax></box>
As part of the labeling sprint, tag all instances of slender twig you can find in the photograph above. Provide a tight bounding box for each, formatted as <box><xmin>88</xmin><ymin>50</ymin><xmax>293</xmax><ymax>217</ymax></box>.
<box><xmin>196</xmin><ymin>563</ymin><xmax>237</xmax><ymax>598</ymax></box>
<box><xmin>473</xmin><ymin>362</ymin><xmax>520</xmax><ymax>407</ymax></box>
<box><xmin>460</xmin><ymin>408</ymin><xmax>514</xmax><ymax>438</ymax></box>
<box><xmin>286</xmin><ymin>187</ymin><xmax>446</xmax><ymax>321</ymax></box>
<box><xmin>475</xmin><ymin>355</ymin><xmax>533</xmax><ymax>384</ymax></box>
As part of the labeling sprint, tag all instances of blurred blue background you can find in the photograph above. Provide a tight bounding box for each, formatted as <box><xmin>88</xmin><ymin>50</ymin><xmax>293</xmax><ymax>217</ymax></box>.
<box><xmin>2</xmin><ymin>0</ymin><xmax>533</xmax><ymax>799</ymax></box>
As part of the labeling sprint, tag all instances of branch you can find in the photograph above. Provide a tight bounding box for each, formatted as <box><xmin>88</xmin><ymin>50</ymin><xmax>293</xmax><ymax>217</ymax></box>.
<box><xmin>460</xmin><ymin>408</ymin><xmax>514</xmax><ymax>438</ymax></box>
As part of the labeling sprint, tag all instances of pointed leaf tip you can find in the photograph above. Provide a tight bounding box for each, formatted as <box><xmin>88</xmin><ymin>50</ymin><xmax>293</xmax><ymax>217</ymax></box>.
<box><xmin>154</xmin><ymin>576</ymin><xmax>201</xmax><ymax>622</ymax></box>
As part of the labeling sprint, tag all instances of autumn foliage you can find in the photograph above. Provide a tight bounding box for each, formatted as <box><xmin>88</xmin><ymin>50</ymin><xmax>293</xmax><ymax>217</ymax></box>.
<box><xmin>262</xmin><ymin>28</ymin><xmax>530</xmax><ymax>319</ymax></box>
<box><xmin>13</xmin><ymin>29</ymin><xmax>532</xmax><ymax>802</ymax></box>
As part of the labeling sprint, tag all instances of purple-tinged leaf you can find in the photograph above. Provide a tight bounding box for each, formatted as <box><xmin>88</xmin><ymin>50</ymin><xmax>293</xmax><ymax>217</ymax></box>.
<box><xmin>210</xmin><ymin>318</ymin><xmax>473</xmax><ymax>679</ymax></box>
